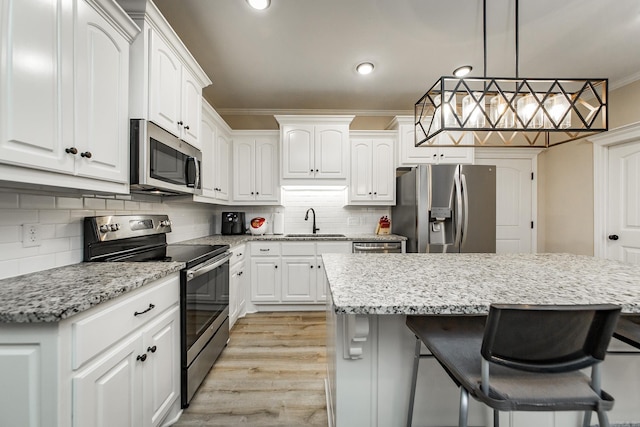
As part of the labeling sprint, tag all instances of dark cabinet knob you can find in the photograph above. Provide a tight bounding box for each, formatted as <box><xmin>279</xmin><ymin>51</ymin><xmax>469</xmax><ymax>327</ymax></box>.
<box><xmin>310</xmin><ymin>265</ymin><xmax>314</xmax><ymax>269</ymax></box>
<box><xmin>65</xmin><ymin>147</ymin><xmax>78</xmax><ymax>155</ymax></box>
<box><xmin>137</xmin><ymin>354</ymin><xmax>147</xmax><ymax>362</ymax></box>
<box><xmin>369</xmin><ymin>192</ymin><xmax>372</xmax><ymax>195</ymax></box>
<box><xmin>147</xmin><ymin>345</ymin><xmax>157</xmax><ymax>353</ymax></box>
<box><xmin>256</xmin><ymin>192</ymin><xmax>259</xmax><ymax>195</ymax></box>
<box><xmin>310</xmin><ymin>169</ymin><xmax>314</xmax><ymax>172</ymax></box>
<box><xmin>318</xmin><ymin>265</ymin><xmax>321</xmax><ymax>269</ymax></box>
<box><xmin>315</xmin><ymin>169</ymin><xmax>319</xmax><ymax>172</ymax></box>
<box><xmin>275</xmin><ymin>265</ymin><xmax>278</xmax><ymax>269</ymax></box>
<box><xmin>184</xmin><ymin>125</ymin><xmax>190</xmax><ymax>130</ymax></box>
<box><xmin>251</xmin><ymin>191</ymin><xmax>254</xmax><ymax>195</ymax></box>
<box><xmin>608</xmin><ymin>234</ymin><xmax>619</xmax><ymax>241</ymax></box>
<box><xmin>81</xmin><ymin>151</ymin><xmax>92</xmax><ymax>158</ymax></box>
<box><xmin>177</xmin><ymin>121</ymin><xmax>183</xmax><ymax>126</ymax></box>
<box><xmin>374</xmin><ymin>192</ymin><xmax>377</xmax><ymax>195</ymax></box>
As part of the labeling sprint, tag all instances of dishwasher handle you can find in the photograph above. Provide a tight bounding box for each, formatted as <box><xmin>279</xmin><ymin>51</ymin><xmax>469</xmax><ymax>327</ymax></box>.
<box><xmin>352</xmin><ymin>242</ymin><xmax>402</xmax><ymax>253</ymax></box>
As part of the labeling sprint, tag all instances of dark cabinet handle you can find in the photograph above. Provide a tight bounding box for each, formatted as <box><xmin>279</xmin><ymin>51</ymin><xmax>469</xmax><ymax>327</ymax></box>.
<box><xmin>440</xmin><ymin>153</ymin><xmax>444</xmax><ymax>157</ymax></box>
<box><xmin>608</xmin><ymin>234</ymin><xmax>619</xmax><ymax>241</ymax></box>
<box><xmin>137</xmin><ymin>354</ymin><xmax>147</xmax><ymax>362</ymax></box>
<box><xmin>251</xmin><ymin>191</ymin><xmax>254</xmax><ymax>195</ymax></box>
<box><xmin>147</xmin><ymin>345</ymin><xmax>157</xmax><ymax>353</ymax></box>
<box><xmin>134</xmin><ymin>303</ymin><xmax>155</xmax><ymax>316</ymax></box>
<box><xmin>184</xmin><ymin>125</ymin><xmax>190</xmax><ymax>130</ymax></box>
<box><xmin>65</xmin><ymin>147</ymin><xmax>78</xmax><ymax>155</ymax></box>
<box><xmin>81</xmin><ymin>151</ymin><xmax>92</xmax><ymax>158</ymax></box>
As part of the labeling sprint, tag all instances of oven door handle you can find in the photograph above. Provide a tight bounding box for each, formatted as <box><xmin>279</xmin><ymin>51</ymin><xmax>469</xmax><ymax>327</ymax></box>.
<box><xmin>186</xmin><ymin>252</ymin><xmax>232</xmax><ymax>280</ymax></box>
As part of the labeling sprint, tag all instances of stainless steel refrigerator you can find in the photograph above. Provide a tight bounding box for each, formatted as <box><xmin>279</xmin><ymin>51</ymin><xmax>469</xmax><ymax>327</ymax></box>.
<box><xmin>392</xmin><ymin>164</ymin><xmax>496</xmax><ymax>253</ymax></box>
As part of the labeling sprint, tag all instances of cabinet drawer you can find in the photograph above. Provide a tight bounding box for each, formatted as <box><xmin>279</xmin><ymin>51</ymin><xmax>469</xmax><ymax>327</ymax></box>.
<box><xmin>251</xmin><ymin>242</ymin><xmax>281</xmax><ymax>256</ymax></box>
<box><xmin>281</xmin><ymin>242</ymin><xmax>315</xmax><ymax>256</ymax></box>
<box><xmin>230</xmin><ymin>244</ymin><xmax>246</xmax><ymax>267</ymax></box>
<box><xmin>72</xmin><ymin>273</ymin><xmax>179</xmax><ymax>369</ymax></box>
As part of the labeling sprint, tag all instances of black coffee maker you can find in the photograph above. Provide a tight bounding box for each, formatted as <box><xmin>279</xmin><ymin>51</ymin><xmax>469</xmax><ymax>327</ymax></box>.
<box><xmin>221</xmin><ymin>212</ymin><xmax>246</xmax><ymax>235</ymax></box>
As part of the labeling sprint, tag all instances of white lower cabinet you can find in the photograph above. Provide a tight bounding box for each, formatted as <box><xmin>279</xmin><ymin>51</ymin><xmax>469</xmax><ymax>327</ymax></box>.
<box><xmin>0</xmin><ymin>273</ymin><xmax>181</xmax><ymax>427</ymax></box>
<box><xmin>250</xmin><ymin>241</ymin><xmax>351</xmax><ymax>306</ymax></box>
<box><xmin>229</xmin><ymin>244</ymin><xmax>247</xmax><ymax>328</ymax></box>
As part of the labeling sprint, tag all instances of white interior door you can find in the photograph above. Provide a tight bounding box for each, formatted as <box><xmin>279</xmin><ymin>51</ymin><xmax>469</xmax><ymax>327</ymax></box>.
<box><xmin>606</xmin><ymin>141</ymin><xmax>640</xmax><ymax>264</ymax></box>
<box><xmin>475</xmin><ymin>157</ymin><xmax>533</xmax><ymax>253</ymax></box>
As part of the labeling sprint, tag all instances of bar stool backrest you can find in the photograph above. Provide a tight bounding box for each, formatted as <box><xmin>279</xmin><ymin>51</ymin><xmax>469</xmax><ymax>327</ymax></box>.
<box><xmin>481</xmin><ymin>304</ymin><xmax>621</xmax><ymax>373</ymax></box>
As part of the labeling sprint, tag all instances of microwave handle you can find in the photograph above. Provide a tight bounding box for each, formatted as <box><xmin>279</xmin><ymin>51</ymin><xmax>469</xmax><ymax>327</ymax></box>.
<box><xmin>185</xmin><ymin>157</ymin><xmax>200</xmax><ymax>188</ymax></box>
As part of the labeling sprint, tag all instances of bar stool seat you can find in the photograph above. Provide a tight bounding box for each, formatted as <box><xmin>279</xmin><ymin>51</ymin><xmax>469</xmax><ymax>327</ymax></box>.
<box><xmin>405</xmin><ymin>304</ymin><xmax>621</xmax><ymax>427</ymax></box>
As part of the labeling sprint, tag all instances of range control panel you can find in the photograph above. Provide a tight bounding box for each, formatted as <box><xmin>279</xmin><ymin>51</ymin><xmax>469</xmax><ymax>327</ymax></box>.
<box><xmin>86</xmin><ymin>215</ymin><xmax>172</xmax><ymax>242</ymax></box>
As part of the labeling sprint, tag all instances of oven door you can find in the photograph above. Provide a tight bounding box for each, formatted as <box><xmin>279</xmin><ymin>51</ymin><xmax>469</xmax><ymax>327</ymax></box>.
<box><xmin>182</xmin><ymin>252</ymin><xmax>231</xmax><ymax>366</ymax></box>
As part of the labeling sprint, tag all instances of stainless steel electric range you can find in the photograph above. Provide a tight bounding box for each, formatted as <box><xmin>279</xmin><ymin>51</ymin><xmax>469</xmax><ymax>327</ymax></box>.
<box><xmin>83</xmin><ymin>214</ymin><xmax>230</xmax><ymax>408</ymax></box>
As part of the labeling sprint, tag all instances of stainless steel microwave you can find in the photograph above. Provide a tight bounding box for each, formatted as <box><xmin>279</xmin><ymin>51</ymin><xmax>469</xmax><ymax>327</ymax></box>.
<box><xmin>130</xmin><ymin>119</ymin><xmax>202</xmax><ymax>196</ymax></box>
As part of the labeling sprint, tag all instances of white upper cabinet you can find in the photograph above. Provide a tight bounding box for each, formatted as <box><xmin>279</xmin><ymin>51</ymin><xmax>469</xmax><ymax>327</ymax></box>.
<box><xmin>197</xmin><ymin>100</ymin><xmax>230</xmax><ymax>203</ymax></box>
<box><xmin>0</xmin><ymin>0</ymin><xmax>139</xmax><ymax>193</ymax></box>
<box><xmin>390</xmin><ymin>116</ymin><xmax>474</xmax><ymax>166</ymax></box>
<box><xmin>232</xmin><ymin>132</ymin><xmax>280</xmax><ymax>204</ymax></box>
<box><xmin>276</xmin><ymin>115</ymin><xmax>354</xmax><ymax>181</ymax></box>
<box><xmin>349</xmin><ymin>132</ymin><xmax>396</xmax><ymax>205</ymax></box>
<box><xmin>123</xmin><ymin>0</ymin><xmax>211</xmax><ymax>148</ymax></box>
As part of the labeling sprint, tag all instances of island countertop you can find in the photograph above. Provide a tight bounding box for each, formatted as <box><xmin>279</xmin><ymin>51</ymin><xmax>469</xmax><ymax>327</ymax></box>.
<box><xmin>322</xmin><ymin>252</ymin><xmax>640</xmax><ymax>315</ymax></box>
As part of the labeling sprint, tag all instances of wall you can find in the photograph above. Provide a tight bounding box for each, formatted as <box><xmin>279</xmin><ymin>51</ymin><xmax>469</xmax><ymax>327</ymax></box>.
<box><xmin>538</xmin><ymin>79</ymin><xmax>640</xmax><ymax>254</ymax></box>
<box><xmin>0</xmin><ymin>190</ymin><xmax>216</xmax><ymax>280</ymax></box>
<box><xmin>210</xmin><ymin>187</ymin><xmax>390</xmax><ymax>235</ymax></box>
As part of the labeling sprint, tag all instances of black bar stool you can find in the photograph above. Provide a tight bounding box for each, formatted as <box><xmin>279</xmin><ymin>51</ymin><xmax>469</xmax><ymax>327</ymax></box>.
<box><xmin>406</xmin><ymin>304</ymin><xmax>621</xmax><ymax>427</ymax></box>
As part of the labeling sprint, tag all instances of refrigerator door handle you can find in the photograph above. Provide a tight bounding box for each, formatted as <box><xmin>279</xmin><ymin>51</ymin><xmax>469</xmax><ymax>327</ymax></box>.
<box><xmin>453</xmin><ymin>170</ymin><xmax>463</xmax><ymax>248</ymax></box>
<box><xmin>461</xmin><ymin>173</ymin><xmax>469</xmax><ymax>248</ymax></box>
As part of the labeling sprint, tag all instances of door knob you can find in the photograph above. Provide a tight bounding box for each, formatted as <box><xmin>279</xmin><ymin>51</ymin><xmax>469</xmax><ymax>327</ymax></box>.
<box><xmin>608</xmin><ymin>234</ymin><xmax>619</xmax><ymax>241</ymax></box>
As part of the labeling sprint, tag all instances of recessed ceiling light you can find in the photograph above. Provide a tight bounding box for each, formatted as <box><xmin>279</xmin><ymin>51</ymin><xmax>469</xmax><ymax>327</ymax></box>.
<box><xmin>453</xmin><ymin>65</ymin><xmax>473</xmax><ymax>78</ymax></box>
<box><xmin>356</xmin><ymin>62</ymin><xmax>374</xmax><ymax>75</ymax></box>
<box><xmin>247</xmin><ymin>0</ymin><xmax>270</xmax><ymax>10</ymax></box>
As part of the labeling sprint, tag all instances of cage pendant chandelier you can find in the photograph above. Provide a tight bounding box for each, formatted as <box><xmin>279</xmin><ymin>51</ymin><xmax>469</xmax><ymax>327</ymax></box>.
<box><xmin>414</xmin><ymin>0</ymin><xmax>608</xmax><ymax>149</ymax></box>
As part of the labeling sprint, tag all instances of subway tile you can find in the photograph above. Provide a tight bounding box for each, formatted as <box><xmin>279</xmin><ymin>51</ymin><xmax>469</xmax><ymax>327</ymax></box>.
<box><xmin>19</xmin><ymin>194</ymin><xmax>56</xmax><ymax>209</ymax></box>
<box><xmin>69</xmin><ymin>210</ymin><xmax>96</xmax><ymax>220</ymax></box>
<box><xmin>0</xmin><ymin>193</ymin><xmax>19</xmax><ymax>209</ymax></box>
<box><xmin>39</xmin><ymin>224</ymin><xmax>56</xmax><ymax>240</ymax></box>
<box><xmin>70</xmin><ymin>236</ymin><xmax>83</xmax><ymax>250</ymax></box>
<box><xmin>56</xmin><ymin>197</ymin><xmax>84</xmax><ymax>209</ymax></box>
<box><xmin>56</xmin><ymin>222</ymin><xmax>82</xmax><ymax>238</ymax></box>
<box><xmin>55</xmin><ymin>249</ymin><xmax>83</xmax><ymax>267</ymax></box>
<box><xmin>38</xmin><ymin>237</ymin><xmax>70</xmax><ymax>255</ymax></box>
<box><xmin>0</xmin><ymin>209</ymin><xmax>38</xmax><ymax>226</ymax></box>
<box><xmin>0</xmin><ymin>225</ymin><xmax>20</xmax><ymax>243</ymax></box>
<box><xmin>0</xmin><ymin>241</ymin><xmax>39</xmax><ymax>260</ymax></box>
<box><xmin>19</xmin><ymin>255</ymin><xmax>56</xmax><ymax>276</ymax></box>
<box><xmin>106</xmin><ymin>199</ymin><xmax>125</xmax><ymax>210</ymax></box>
<box><xmin>0</xmin><ymin>260</ymin><xmax>19</xmax><ymax>280</ymax></box>
<box><xmin>84</xmin><ymin>198</ymin><xmax>106</xmax><ymax>210</ymax></box>
<box><xmin>40</xmin><ymin>209</ymin><xmax>71</xmax><ymax>224</ymax></box>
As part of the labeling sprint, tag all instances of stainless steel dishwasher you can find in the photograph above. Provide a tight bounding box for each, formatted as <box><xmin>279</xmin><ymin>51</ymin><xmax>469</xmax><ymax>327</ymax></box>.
<box><xmin>352</xmin><ymin>241</ymin><xmax>403</xmax><ymax>253</ymax></box>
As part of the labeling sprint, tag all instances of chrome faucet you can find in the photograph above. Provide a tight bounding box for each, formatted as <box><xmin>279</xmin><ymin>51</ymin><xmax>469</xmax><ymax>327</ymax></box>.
<box><xmin>304</xmin><ymin>208</ymin><xmax>320</xmax><ymax>234</ymax></box>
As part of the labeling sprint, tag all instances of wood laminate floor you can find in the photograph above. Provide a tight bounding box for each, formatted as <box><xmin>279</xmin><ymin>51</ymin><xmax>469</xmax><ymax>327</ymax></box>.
<box><xmin>174</xmin><ymin>311</ymin><xmax>329</xmax><ymax>427</ymax></box>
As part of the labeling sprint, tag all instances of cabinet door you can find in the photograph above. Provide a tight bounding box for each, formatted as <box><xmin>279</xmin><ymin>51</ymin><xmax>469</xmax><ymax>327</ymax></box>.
<box><xmin>0</xmin><ymin>0</ymin><xmax>74</xmax><ymax>174</ymax></box>
<box><xmin>350</xmin><ymin>139</ymin><xmax>373</xmax><ymax>201</ymax></box>
<box><xmin>73</xmin><ymin>334</ymin><xmax>143</xmax><ymax>427</ymax></box>
<box><xmin>200</xmin><ymin>116</ymin><xmax>216</xmax><ymax>196</ymax></box>
<box><xmin>142</xmin><ymin>306</ymin><xmax>180</xmax><ymax>427</ymax></box>
<box><xmin>229</xmin><ymin>264</ymin><xmax>240</xmax><ymax>327</ymax></box>
<box><xmin>315</xmin><ymin>125</ymin><xmax>347</xmax><ymax>178</ymax></box>
<box><xmin>215</xmin><ymin>133</ymin><xmax>230</xmax><ymax>201</ymax></box>
<box><xmin>316</xmin><ymin>242</ymin><xmax>351</xmax><ymax>301</ymax></box>
<box><xmin>398</xmin><ymin>121</ymin><xmax>438</xmax><ymax>166</ymax></box>
<box><xmin>372</xmin><ymin>138</ymin><xmax>395</xmax><ymax>202</ymax></box>
<box><xmin>282</xmin><ymin>125</ymin><xmax>314</xmax><ymax>178</ymax></box>
<box><xmin>281</xmin><ymin>256</ymin><xmax>316</xmax><ymax>302</ymax></box>
<box><xmin>255</xmin><ymin>138</ymin><xmax>279</xmax><ymax>202</ymax></box>
<box><xmin>149</xmin><ymin>30</ymin><xmax>181</xmax><ymax>138</ymax></box>
<box><xmin>180</xmin><ymin>69</ymin><xmax>201</xmax><ymax>147</ymax></box>
<box><xmin>232</xmin><ymin>139</ymin><xmax>255</xmax><ymax>201</ymax></box>
<box><xmin>250</xmin><ymin>258</ymin><xmax>280</xmax><ymax>302</ymax></box>
<box><xmin>74</xmin><ymin>1</ymin><xmax>128</xmax><ymax>183</ymax></box>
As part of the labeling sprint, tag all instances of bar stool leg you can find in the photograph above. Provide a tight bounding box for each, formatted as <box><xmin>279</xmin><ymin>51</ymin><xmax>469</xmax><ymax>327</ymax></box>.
<box><xmin>597</xmin><ymin>411</ymin><xmax>610</xmax><ymax>427</ymax></box>
<box><xmin>458</xmin><ymin>388</ymin><xmax>469</xmax><ymax>427</ymax></box>
<box><xmin>582</xmin><ymin>411</ymin><xmax>592</xmax><ymax>427</ymax></box>
<box><xmin>407</xmin><ymin>337</ymin><xmax>421</xmax><ymax>427</ymax></box>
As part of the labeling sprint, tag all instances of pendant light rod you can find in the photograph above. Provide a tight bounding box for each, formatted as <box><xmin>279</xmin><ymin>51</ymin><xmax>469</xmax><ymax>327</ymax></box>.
<box><xmin>515</xmin><ymin>0</ymin><xmax>519</xmax><ymax>78</ymax></box>
<box><xmin>483</xmin><ymin>0</ymin><xmax>487</xmax><ymax>77</ymax></box>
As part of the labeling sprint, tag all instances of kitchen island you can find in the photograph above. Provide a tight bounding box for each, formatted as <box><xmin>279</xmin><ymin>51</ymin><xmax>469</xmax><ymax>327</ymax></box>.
<box><xmin>322</xmin><ymin>253</ymin><xmax>640</xmax><ymax>427</ymax></box>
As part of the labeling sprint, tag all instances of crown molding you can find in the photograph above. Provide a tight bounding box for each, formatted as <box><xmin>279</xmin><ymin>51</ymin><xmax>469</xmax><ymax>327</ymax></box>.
<box><xmin>214</xmin><ymin>108</ymin><xmax>413</xmax><ymax>117</ymax></box>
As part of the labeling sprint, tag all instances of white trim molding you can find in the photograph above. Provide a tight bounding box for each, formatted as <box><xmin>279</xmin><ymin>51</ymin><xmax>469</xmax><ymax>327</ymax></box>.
<box><xmin>590</xmin><ymin>122</ymin><xmax>640</xmax><ymax>258</ymax></box>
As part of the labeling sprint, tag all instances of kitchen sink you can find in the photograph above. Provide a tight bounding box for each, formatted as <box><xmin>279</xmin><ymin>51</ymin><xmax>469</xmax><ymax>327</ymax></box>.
<box><xmin>285</xmin><ymin>233</ymin><xmax>346</xmax><ymax>238</ymax></box>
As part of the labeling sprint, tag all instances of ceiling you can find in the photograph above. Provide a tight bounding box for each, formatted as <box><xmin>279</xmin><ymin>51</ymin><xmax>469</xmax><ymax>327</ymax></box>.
<box><xmin>153</xmin><ymin>0</ymin><xmax>640</xmax><ymax>121</ymax></box>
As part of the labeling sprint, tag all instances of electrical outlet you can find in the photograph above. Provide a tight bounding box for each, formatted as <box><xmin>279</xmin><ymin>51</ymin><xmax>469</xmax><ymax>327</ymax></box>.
<box><xmin>22</xmin><ymin>224</ymin><xmax>41</xmax><ymax>247</ymax></box>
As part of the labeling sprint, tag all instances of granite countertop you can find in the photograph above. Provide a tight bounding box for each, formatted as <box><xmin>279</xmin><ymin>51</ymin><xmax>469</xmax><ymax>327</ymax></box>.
<box><xmin>322</xmin><ymin>253</ymin><xmax>640</xmax><ymax>315</ymax></box>
<box><xmin>0</xmin><ymin>262</ymin><xmax>184</xmax><ymax>323</ymax></box>
<box><xmin>180</xmin><ymin>233</ymin><xmax>406</xmax><ymax>247</ymax></box>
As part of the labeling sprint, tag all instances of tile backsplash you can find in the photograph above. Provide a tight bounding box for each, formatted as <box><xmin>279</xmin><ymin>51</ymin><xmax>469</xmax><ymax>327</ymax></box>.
<box><xmin>0</xmin><ymin>187</ymin><xmax>390</xmax><ymax>280</ymax></box>
<box><xmin>0</xmin><ymin>191</ymin><xmax>215</xmax><ymax>280</ymax></box>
